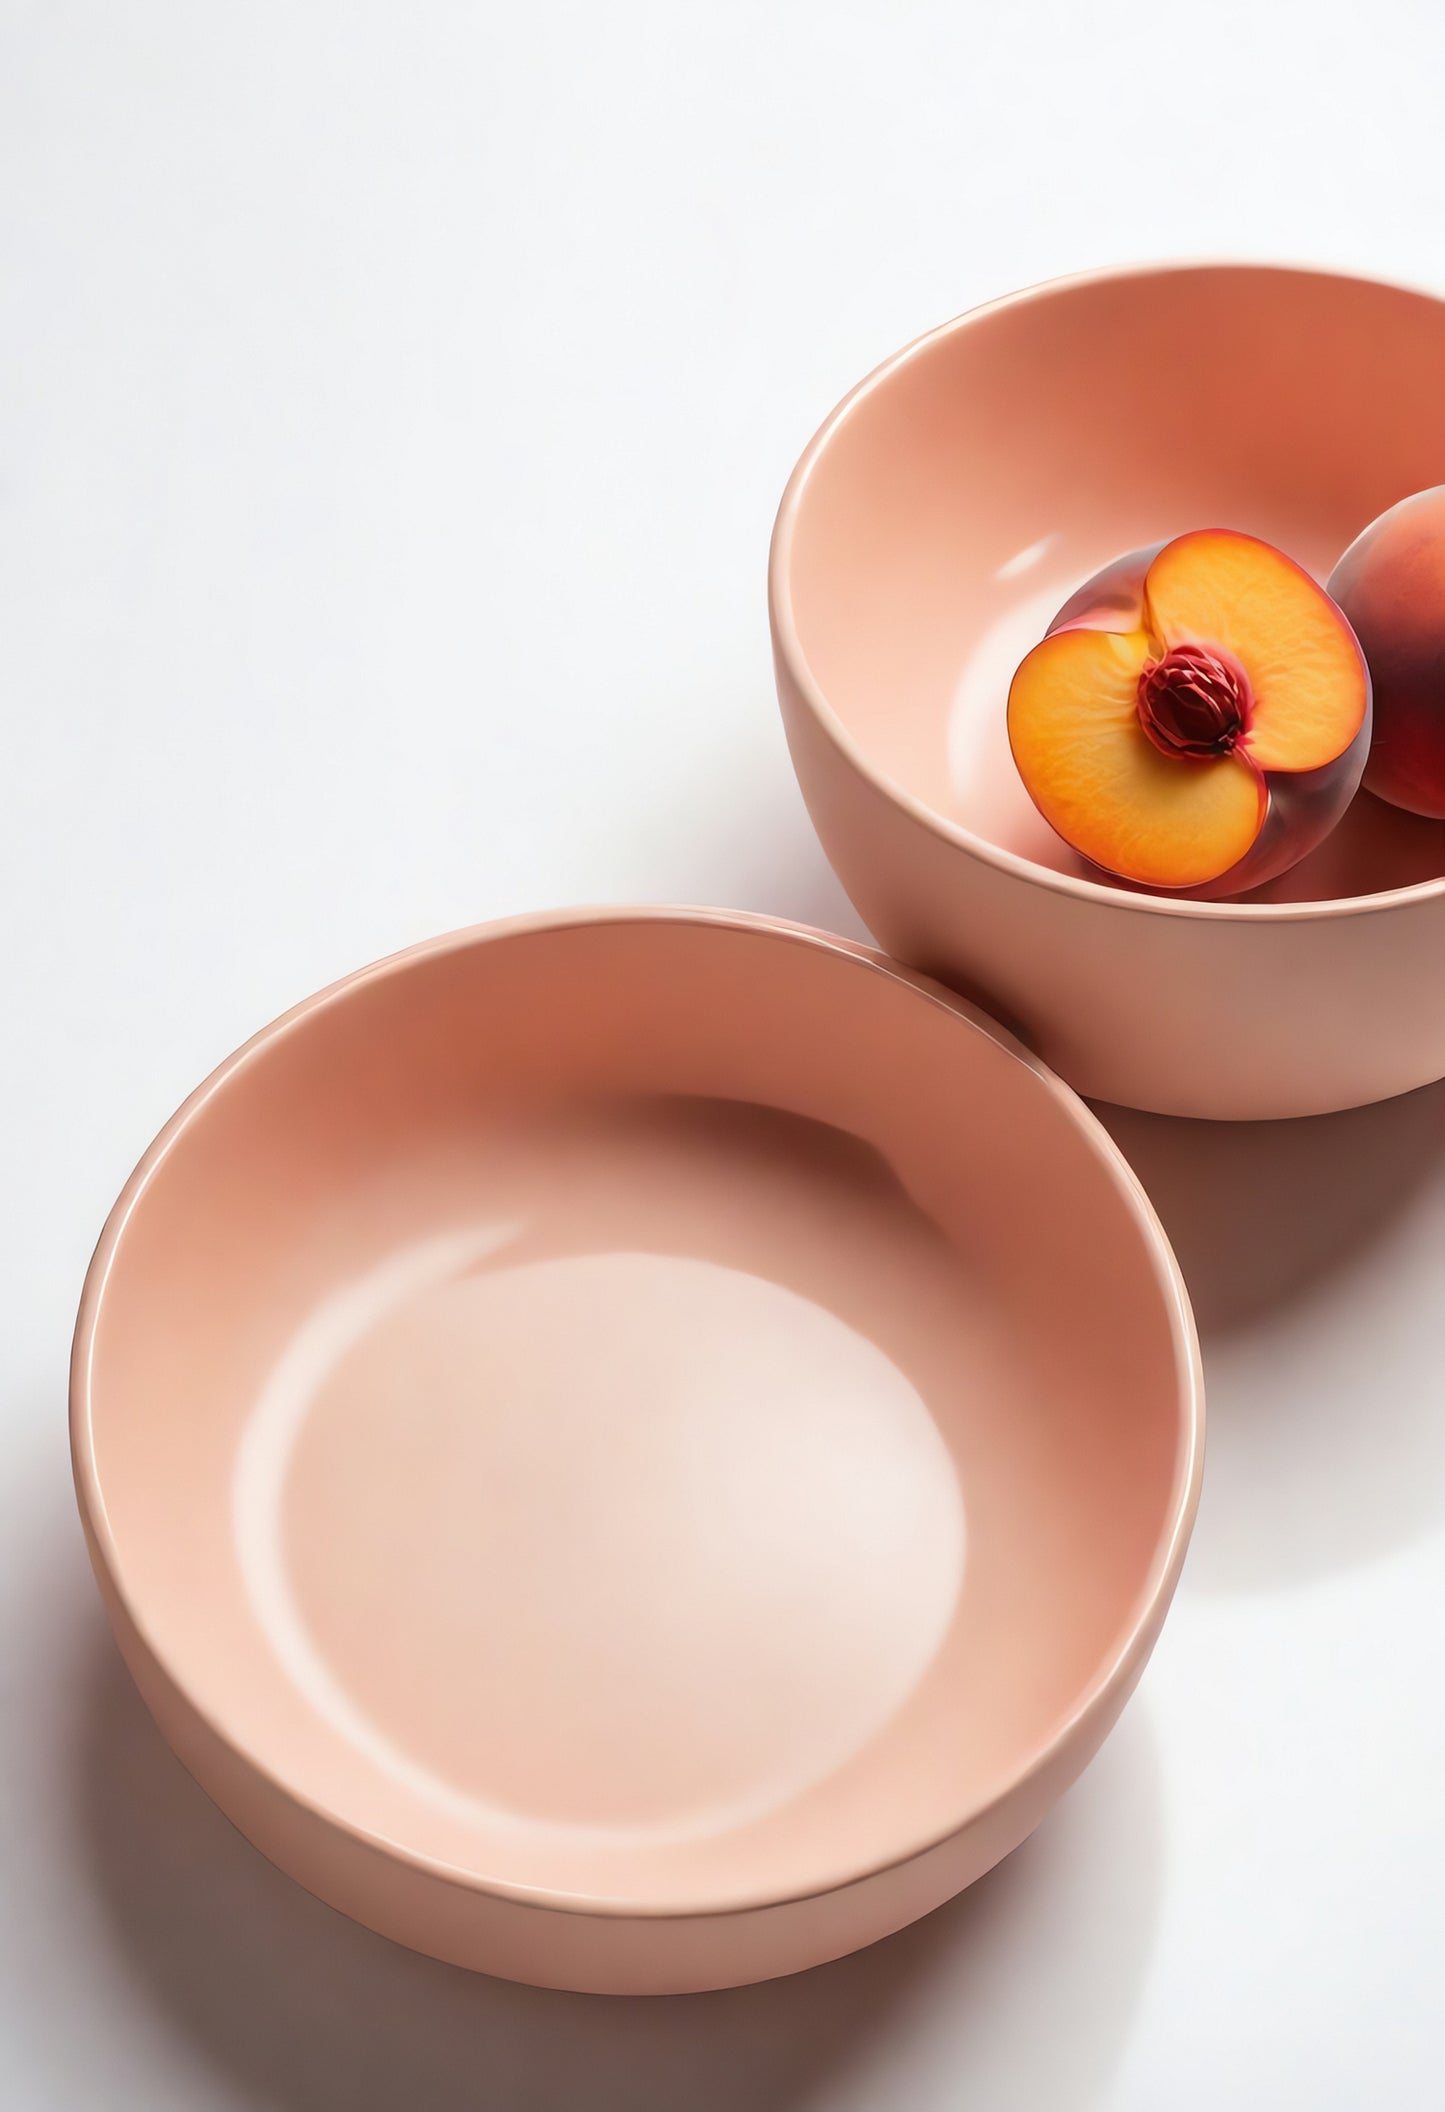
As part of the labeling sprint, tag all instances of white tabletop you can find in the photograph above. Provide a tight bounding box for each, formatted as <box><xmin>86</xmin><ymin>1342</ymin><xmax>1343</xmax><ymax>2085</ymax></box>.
<box><xmin>4</xmin><ymin>3</ymin><xmax>1444</xmax><ymax>2105</ymax></box>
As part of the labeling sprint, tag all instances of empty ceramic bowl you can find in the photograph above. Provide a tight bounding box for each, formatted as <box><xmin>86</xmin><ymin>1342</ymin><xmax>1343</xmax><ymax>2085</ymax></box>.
<box><xmin>72</xmin><ymin>910</ymin><xmax>1201</xmax><ymax>1993</ymax></box>
<box><xmin>772</xmin><ymin>263</ymin><xmax>1445</xmax><ymax>1119</ymax></box>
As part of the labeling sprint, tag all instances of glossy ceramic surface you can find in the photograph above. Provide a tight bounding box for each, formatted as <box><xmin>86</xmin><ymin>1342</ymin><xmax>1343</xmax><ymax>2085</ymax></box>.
<box><xmin>72</xmin><ymin>910</ymin><xmax>1201</xmax><ymax>1993</ymax></box>
<box><xmin>772</xmin><ymin>263</ymin><xmax>1445</xmax><ymax>1118</ymax></box>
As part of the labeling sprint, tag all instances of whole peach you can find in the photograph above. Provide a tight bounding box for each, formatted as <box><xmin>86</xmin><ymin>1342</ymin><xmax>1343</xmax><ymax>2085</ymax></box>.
<box><xmin>1328</xmin><ymin>486</ymin><xmax>1445</xmax><ymax>819</ymax></box>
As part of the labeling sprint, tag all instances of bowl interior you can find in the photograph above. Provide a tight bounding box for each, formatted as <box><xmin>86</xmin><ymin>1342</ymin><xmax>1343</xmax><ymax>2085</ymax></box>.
<box><xmin>783</xmin><ymin>265</ymin><xmax>1445</xmax><ymax>902</ymax></box>
<box><xmin>79</xmin><ymin>916</ymin><xmax>1195</xmax><ymax>1913</ymax></box>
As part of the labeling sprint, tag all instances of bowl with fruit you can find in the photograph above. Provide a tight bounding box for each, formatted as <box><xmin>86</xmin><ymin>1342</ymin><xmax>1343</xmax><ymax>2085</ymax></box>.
<box><xmin>770</xmin><ymin>263</ymin><xmax>1445</xmax><ymax>1118</ymax></box>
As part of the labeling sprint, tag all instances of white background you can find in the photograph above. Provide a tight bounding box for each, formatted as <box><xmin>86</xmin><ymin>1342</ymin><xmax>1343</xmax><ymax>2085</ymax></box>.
<box><xmin>3</xmin><ymin>2</ymin><xmax>1444</xmax><ymax>2105</ymax></box>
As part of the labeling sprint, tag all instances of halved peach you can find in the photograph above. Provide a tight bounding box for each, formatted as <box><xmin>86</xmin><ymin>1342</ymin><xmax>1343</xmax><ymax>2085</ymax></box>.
<box><xmin>1007</xmin><ymin>530</ymin><xmax>1372</xmax><ymax>896</ymax></box>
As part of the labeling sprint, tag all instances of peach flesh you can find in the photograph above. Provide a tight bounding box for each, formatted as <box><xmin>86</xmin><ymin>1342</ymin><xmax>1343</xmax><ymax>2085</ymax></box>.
<box><xmin>1329</xmin><ymin>486</ymin><xmax>1445</xmax><ymax>820</ymax></box>
<box><xmin>1032</xmin><ymin>539</ymin><xmax>1372</xmax><ymax>897</ymax></box>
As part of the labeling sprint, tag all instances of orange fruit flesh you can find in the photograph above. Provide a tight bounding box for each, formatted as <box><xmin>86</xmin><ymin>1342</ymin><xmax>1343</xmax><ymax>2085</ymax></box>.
<box><xmin>1008</xmin><ymin>626</ymin><xmax>1265</xmax><ymax>889</ymax></box>
<box><xmin>1007</xmin><ymin>529</ymin><xmax>1368</xmax><ymax>889</ymax></box>
<box><xmin>1144</xmin><ymin>531</ymin><xmax>1368</xmax><ymax>773</ymax></box>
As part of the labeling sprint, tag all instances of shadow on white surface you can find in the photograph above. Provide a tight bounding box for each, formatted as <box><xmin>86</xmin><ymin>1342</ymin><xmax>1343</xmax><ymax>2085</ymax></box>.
<box><xmin>1096</xmin><ymin>1078</ymin><xmax>1445</xmax><ymax>1593</ymax></box>
<box><xmin>75</xmin><ymin>1622</ymin><xmax>1163</xmax><ymax>2112</ymax></box>
<box><xmin>633</xmin><ymin>734</ymin><xmax>874</xmax><ymax>944</ymax></box>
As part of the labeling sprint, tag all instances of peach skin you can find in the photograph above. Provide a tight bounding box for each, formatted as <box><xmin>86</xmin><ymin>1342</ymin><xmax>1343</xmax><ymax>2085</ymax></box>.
<box><xmin>1008</xmin><ymin>531</ymin><xmax>1371</xmax><ymax>896</ymax></box>
<box><xmin>1329</xmin><ymin>486</ymin><xmax>1445</xmax><ymax>819</ymax></box>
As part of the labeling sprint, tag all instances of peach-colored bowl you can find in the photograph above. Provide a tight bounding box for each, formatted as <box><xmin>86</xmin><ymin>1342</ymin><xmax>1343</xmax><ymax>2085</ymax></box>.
<box><xmin>72</xmin><ymin>909</ymin><xmax>1201</xmax><ymax>1994</ymax></box>
<box><xmin>771</xmin><ymin>263</ymin><xmax>1445</xmax><ymax>1119</ymax></box>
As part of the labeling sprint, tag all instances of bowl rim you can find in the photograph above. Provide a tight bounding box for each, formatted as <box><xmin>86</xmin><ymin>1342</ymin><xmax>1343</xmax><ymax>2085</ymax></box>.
<box><xmin>70</xmin><ymin>905</ymin><xmax>1204</xmax><ymax>1924</ymax></box>
<box><xmin>770</xmin><ymin>257</ymin><xmax>1445</xmax><ymax>923</ymax></box>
